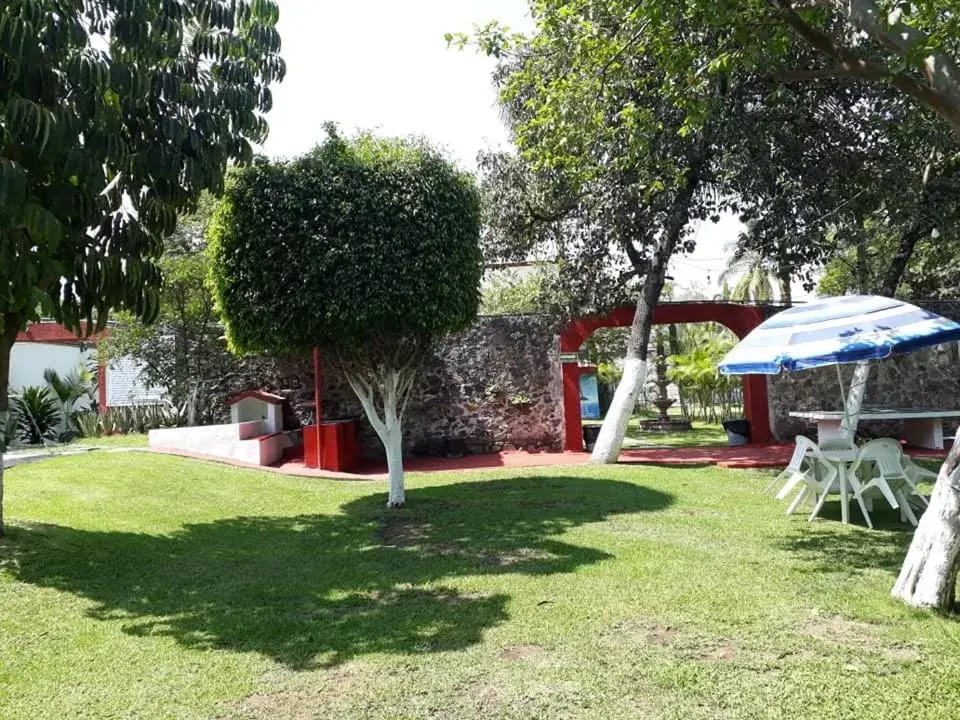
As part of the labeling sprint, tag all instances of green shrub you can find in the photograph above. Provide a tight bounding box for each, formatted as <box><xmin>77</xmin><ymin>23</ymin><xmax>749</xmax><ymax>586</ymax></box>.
<box><xmin>12</xmin><ymin>387</ymin><xmax>62</xmax><ymax>445</ymax></box>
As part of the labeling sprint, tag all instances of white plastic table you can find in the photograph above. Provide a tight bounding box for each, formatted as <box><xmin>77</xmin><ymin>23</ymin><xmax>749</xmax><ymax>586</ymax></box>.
<box><xmin>789</xmin><ymin>409</ymin><xmax>960</xmax><ymax>450</ymax></box>
<box><xmin>814</xmin><ymin>448</ymin><xmax>870</xmax><ymax>526</ymax></box>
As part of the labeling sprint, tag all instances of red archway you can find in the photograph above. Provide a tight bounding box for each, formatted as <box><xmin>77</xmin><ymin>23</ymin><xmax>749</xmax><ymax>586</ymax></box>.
<box><xmin>560</xmin><ymin>302</ymin><xmax>770</xmax><ymax>451</ymax></box>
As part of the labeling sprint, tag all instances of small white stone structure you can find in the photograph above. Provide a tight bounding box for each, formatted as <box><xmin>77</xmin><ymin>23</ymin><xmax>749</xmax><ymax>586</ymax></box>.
<box><xmin>149</xmin><ymin>391</ymin><xmax>291</xmax><ymax>466</ymax></box>
<box><xmin>229</xmin><ymin>390</ymin><xmax>284</xmax><ymax>434</ymax></box>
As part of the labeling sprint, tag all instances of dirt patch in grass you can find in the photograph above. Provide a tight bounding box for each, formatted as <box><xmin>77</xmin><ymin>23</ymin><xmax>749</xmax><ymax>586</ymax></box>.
<box><xmin>797</xmin><ymin>613</ymin><xmax>922</xmax><ymax>664</ymax></box>
<box><xmin>378</xmin><ymin>516</ymin><xmax>431</xmax><ymax>548</ymax></box>
<box><xmin>456</xmin><ymin>679</ymin><xmax>505</xmax><ymax>714</ymax></box>
<box><xmin>800</xmin><ymin>614</ymin><xmax>880</xmax><ymax>645</ymax></box>
<box><xmin>697</xmin><ymin>645</ymin><xmax>737</xmax><ymax>661</ymax></box>
<box><xmin>883</xmin><ymin>645</ymin><xmax>922</xmax><ymax>662</ymax></box>
<box><xmin>500</xmin><ymin>643</ymin><xmax>547</xmax><ymax>660</ymax></box>
<box><xmin>222</xmin><ymin>664</ymin><xmax>367</xmax><ymax>720</ymax></box>
<box><xmin>602</xmin><ymin>620</ymin><xmax>679</xmax><ymax>647</ymax></box>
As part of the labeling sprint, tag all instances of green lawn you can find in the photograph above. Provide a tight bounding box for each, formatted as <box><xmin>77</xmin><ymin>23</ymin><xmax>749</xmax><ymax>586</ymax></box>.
<box><xmin>584</xmin><ymin>418</ymin><xmax>730</xmax><ymax>448</ymax></box>
<box><xmin>625</xmin><ymin>420</ymin><xmax>729</xmax><ymax>448</ymax></box>
<box><xmin>77</xmin><ymin>432</ymin><xmax>150</xmax><ymax>448</ymax></box>
<box><xmin>2</xmin><ymin>453</ymin><xmax>959</xmax><ymax>719</ymax></box>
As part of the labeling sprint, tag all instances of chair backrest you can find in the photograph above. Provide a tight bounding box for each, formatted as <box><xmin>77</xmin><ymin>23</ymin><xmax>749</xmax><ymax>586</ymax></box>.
<box><xmin>787</xmin><ymin>436</ymin><xmax>814</xmax><ymax>470</ymax></box>
<box><xmin>854</xmin><ymin>438</ymin><xmax>906</xmax><ymax>478</ymax></box>
<box><xmin>796</xmin><ymin>434</ymin><xmax>829</xmax><ymax>462</ymax></box>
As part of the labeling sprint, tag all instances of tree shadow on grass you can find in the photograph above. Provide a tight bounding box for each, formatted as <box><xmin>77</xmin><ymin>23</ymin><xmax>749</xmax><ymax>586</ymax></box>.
<box><xmin>0</xmin><ymin>476</ymin><xmax>672</xmax><ymax>669</ymax></box>
<box><xmin>777</xmin><ymin>504</ymin><xmax>915</xmax><ymax>578</ymax></box>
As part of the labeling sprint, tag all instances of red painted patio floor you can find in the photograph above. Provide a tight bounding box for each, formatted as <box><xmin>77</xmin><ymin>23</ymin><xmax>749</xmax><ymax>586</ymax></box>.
<box><xmin>150</xmin><ymin>442</ymin><xmax>948</xmax><ymax>480</ymax></box>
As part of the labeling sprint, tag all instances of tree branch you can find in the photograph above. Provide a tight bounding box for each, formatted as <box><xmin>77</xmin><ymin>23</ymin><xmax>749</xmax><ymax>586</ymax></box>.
<box><xmin>767</xmin><ymin>0</ymin><xmax>960</xmax><ymax>135</ymax></box>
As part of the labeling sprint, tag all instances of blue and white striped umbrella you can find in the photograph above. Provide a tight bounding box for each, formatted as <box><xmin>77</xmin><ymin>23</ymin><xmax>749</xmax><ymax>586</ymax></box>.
<box><xmin>718</xmin><ymin>295</ymin><xmax>960</xmax><ymax>375</ymax></box>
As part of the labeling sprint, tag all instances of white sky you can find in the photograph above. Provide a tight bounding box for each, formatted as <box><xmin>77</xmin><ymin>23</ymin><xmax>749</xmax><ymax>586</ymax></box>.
<box><xmin>263</xmin><ymin>0</ymin><xmax>804</xmax><ymax>300</ymax></box>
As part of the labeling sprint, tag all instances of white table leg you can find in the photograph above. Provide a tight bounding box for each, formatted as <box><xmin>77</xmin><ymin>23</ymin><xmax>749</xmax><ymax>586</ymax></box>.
<box><xmin>902</xmin><ymin>419</ymin><xmax>944</xmax><ymax>450</ymax></box>
<box><xmin>838</xmin><ymin>464</ymin><xmax>850</xmax><ymax>524</ymax></box>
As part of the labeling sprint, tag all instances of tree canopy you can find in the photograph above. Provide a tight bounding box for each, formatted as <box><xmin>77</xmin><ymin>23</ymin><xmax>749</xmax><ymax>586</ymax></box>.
<box><xmin>209</xmin><ymin>129</ymin><xmax>482</xmax><ymax>357</ymax></box>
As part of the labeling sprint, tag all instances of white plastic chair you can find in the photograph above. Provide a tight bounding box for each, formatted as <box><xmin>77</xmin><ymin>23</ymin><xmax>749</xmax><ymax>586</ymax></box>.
<box><xmin>849</xmin><ymin>439</ymin><xmax>921</xmax><ymax>527</ymax></box>
<box><xmin>775</xmin><ymin>437</ymin><xmax>838</xmax><ymax>516</ymax></box>
<box><xmin>900</xmin><ymin>455</ymin><xmax>935</xmax><ymax>508</ymax></box>
<box><xmin>765</xmin><ymin>436</ymin><xmax>812</xmax><ymax>494</ymax></box>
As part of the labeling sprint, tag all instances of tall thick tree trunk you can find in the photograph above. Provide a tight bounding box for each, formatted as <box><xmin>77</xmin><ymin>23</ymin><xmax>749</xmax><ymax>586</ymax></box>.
<box><xmin>0</xmin><ymin>316</ymin><xmax>19</xmax><ymax>537</ymax></box>
<box><xmin>589</xmin><ymin>280</ymin><xmax>661</xmax><ymax>463</ymax></box>
<box><xmin>892</xmin><ymin>441</ymin><xmax>960</xmax><ymax>610</ymax></box>
<box><xmin>590</xmin><ymin>151</ymin><xmax>707</xmax><ymax>463</ymax></box>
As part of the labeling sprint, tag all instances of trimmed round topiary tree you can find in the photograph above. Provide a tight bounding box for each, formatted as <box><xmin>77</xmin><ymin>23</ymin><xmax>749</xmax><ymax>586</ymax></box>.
<box><xmin>208</xmin><ymin>128</ymin><xmax>483</xmax><ymax>506</ymax></box>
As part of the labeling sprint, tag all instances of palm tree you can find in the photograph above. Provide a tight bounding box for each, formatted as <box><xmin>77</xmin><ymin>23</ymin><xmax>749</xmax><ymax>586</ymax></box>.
<box><xmin>719</xmin><ymin>222</ymin><xmax>792</xmax><ymax>304</ymax></box>
<box><xmin>719</xmin><ymin>249</ymin><xmax>775</xmax><ymax>303</ymax></box>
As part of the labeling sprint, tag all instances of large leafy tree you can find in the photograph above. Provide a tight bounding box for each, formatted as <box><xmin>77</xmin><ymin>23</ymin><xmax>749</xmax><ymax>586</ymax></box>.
<box><xmin>101</xmin><ymin>195</ymin><xmax>231</xmax><ymax>425</ymax></box>
<box><xmin>209</xmin><ymin>130</ymin><xmax>483</xmax><ymax>508</ymax></box>
<box><xmin>0</xmin><ymin>0</ymin><xmax>284</xmax><ymax>535</ymax></box>
<box><xmin>463</xmin><ymin>4</ymin><xmax>742</xmax><ymax>464</ymax></box>
<box><xmin>728</xmin><ymin>79</ymin><xmax>960</xmax><ymax>299</ymax></box>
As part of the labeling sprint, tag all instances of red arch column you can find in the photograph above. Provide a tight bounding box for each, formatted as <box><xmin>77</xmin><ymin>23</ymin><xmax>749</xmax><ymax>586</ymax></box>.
<box><xmin>560</xmin><ymin>302</ymin><xmax>772</xmax><ymax>452</ymax></box>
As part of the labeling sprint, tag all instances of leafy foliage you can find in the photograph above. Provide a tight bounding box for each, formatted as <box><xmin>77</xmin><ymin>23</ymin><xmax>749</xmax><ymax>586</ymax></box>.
<box><xmin>0</xmin><ymin>0</ymin><xmax>285</xmax><ymax>338</ymax></box>
<box><xmin>480</xmin><ymin>268</ymin><xmax>549</xmax><ymax>316</ymax></box>
<box><xmin>43</xmin><ymin>364</ymin><xmax>96</xmax><ymax>440</ymax></box>
<box><xmin>12</xmin><ymin>385</ymin><xmax>61</xmax><ymax>445</ymax></box>
<box><xmin>210</xmin><ymin>129</ymin><xmax>483</xmax><ymax>356</ymax></box>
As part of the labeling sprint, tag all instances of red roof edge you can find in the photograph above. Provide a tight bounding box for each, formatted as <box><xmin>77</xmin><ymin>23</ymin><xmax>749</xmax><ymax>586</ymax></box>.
<box><xmin>16</xmin><ymin>321</ymin><xmax>107</xmax><ymax>345</ymax></box>
<box><xmin>227</xmin><ymin>390</ymin><xmax>285</xmax><ymax>406</ymax></box>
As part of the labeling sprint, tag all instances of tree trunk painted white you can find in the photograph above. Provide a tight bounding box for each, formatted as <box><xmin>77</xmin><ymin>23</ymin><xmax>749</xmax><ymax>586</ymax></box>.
<box><xmin>892</xmin><ymin>440</ymin><xmax>960</xmax><ymax>610</ymax></box>
<box><xmin>588</xmin><ymin>137</ymin><xmax>712</xmax><ymax>464</ymax></box>
<box><xmin>341</xmin><ymin>361</ymin><xmax>419</xmax><ymax>508</ymax></box>
<box><xmin>590</xmin><ymin>357</ymin><xmax>647</xmax><ymax>463</ymax></box>
<box><xmin>590</xmin><ymin>253</ymin><xmax>666</xmax><ymax>464</ymax></box>
<box><xmin>384</xmin><ymin>420</ymin><xmax>405</xmax><ymax>508</ymax></box>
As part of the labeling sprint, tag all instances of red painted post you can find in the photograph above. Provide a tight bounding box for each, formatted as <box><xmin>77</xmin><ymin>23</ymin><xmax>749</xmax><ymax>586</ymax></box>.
<box><xmin>97</xmin><ymin>363</ymin><xmax>108</xmax><ymax>413</ymax></box>
<box><xmin>312</xmin><ymin>347</ymin><xmax>322</xmax><ymax>467</ymax></box>
<box><xmin>743</xmin><ymin>375</ymin><xmax>771</xmax><ymax>444</ymax></box>
<box><xmin>562</xmin><ymin>362</ymin><xmax>583</xmax><ymax>452</ymax></box>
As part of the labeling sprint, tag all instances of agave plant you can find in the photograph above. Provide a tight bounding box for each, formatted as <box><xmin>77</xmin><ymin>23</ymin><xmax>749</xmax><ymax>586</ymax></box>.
<box><xmin>12</xmin><ymin>387</ymin><xmax>62</xmax><ymax>445</ymax></box>
<box><xmin>75</xmin><ymin>412</ymin><xmax>103</xmax><ymax>439</ymax></box>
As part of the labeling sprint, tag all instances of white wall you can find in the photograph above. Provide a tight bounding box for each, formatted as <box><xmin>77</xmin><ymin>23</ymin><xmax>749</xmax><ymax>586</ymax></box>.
<box><xmin>10</xmin><ymin>342</ymin><xmax>165</xmax><ymax>409</ymax></box>
<box><xmin>10</xmin><ymin>342</ymin><xmax>93</xmax><ymax>395</ymax></box>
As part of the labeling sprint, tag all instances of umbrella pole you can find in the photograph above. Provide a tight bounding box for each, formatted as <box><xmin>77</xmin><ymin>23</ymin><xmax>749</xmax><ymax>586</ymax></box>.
<box><xmin>839</xmin><ymin>361</ymin><xmax>871</xmax><ymax>441</ymax></box>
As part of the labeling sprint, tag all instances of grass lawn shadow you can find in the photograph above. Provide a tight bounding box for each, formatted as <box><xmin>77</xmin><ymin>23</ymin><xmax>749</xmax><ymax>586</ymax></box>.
<box><xmin>1</xmin><ymin>475</ymin><xmax>672</xmax><ymax>669</ymax></box>
<box><xmin>778</xmin><ymin>503</ymin><xmax>915</xmax><ymax>577</ymax></box>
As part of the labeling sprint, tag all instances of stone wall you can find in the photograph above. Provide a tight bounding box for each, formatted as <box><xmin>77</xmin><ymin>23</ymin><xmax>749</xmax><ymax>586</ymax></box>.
<box><xmin>768</xmin><ymin>300</ymin><xmax>960</xmax><ymax>441</ymax></box>
<box><xmin>318</xmin><ymin>315</ymin><xmax>565</xmax><ymax>458</ymax></box>
<box><xmin>225</xmin><ymin>315</ymin><xmax>565</xmax><ymax>459</ymax></box>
